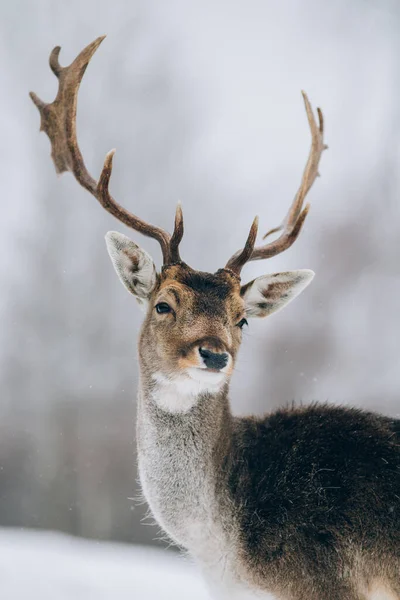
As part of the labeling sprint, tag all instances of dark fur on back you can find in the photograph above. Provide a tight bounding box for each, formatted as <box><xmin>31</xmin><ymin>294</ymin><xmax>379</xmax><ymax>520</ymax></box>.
<box><xmin>223</xmin><ymin>404</ymin><xmax>400</xmax><ymax>599</ymax></box>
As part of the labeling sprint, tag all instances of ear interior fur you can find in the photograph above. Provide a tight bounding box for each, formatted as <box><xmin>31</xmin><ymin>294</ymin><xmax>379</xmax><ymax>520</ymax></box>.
<box><xmin>105</xmin><ymin>231</ymin><xmax>157</xmax><ymax>305</ymax></box>
<box><xmin>241</xmin><ymin>270</ymin><xmax>314</xmax><ymax>318</ymax></box>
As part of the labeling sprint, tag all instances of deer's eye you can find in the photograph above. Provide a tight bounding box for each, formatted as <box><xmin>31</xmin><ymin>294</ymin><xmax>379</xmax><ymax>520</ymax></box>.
<box><xmin>237</xmin><ymin>318</ymin><xmax>248</xmax><ymax>329</ymax></box>
<box><xmin>155</xmin><ymin>302</ymin><xmax>172</xmax><ymax>314</ymax></box>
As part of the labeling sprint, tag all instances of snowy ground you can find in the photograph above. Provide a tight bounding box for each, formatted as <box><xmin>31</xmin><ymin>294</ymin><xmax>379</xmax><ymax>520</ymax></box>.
<box><xmin>0</xmin><ymin>528</ymin><xmax>210</xmax><ymax>599</ymax></box>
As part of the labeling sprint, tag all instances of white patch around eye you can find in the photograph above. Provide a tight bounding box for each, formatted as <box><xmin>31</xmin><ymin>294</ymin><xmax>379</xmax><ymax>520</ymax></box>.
<box><xmin>151</xmin><ymin>369</ymin><xmax>228</xmax><ymax>414</ymax></box>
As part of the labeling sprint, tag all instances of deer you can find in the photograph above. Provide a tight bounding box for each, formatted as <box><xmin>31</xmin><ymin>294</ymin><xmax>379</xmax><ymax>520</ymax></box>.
<box><xmin>30</xmin><ymin>36</ymin><xmax>400</xmax><ymax>600</ymax></box>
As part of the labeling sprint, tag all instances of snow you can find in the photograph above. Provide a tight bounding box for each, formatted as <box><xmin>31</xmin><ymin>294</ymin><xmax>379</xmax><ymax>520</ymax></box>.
<box><xmin>0</xmin><ymin>528</ymin><xmax>210</xmax><ymax>599</ymax></box>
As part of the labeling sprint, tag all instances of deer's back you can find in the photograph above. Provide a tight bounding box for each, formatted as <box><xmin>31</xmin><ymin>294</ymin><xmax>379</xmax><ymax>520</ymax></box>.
<box><xmin>224</xmin><ymin>404</ymin><xmax>400</xmax><ymax>598</ymax></box>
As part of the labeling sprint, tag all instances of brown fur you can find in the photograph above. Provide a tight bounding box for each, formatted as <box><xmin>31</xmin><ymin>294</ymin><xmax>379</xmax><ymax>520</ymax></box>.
<box><xmin>133</xmin><ymin>264</ymin><xmax>400</xmax><ymax>600</ymax></box>
<box><xmin>142</xmin><ymin>264</ymin><xmax>245</xmax><ymax>375</ymax></box>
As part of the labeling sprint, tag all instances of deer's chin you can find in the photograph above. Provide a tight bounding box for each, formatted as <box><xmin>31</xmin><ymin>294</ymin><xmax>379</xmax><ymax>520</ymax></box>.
<box><xmin>151</xmin><ymin>368</ymin><xmax>228</xmax><ymax>414</ymax></box>
<box><xmin>186</xmin><ymin>367</ymin><xmax>228</xmax><ymax>387</ymax></box>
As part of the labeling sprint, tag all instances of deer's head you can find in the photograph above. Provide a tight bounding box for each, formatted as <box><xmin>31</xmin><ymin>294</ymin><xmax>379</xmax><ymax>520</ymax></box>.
<box><xmin>105</xmin><ymin>232</ymin><xmax>314</xmax><ymax>393</ymax></box>
<box><xmin>30</xmin><ymin>36</ymin><xmax>326</xmax><ymax>398</ymax></box>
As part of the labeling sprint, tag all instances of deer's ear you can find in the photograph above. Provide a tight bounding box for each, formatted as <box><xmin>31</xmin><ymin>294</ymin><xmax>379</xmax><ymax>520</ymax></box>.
<box><xmin>241</xmin><ymin>270</ymin><xmax>314</xmax><ymax>318</ymax></box>
<box><xmin>105</xmin><ymin>231</ymin><xmax>157</xmax><ymax>304</ymax></box>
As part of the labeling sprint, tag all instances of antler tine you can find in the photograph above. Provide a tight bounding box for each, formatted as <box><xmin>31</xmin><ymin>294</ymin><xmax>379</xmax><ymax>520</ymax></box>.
<box><xmin>97</xmin><ymin>149</ymin><xmax>171</xmax><ymax>260</ymax></box>
<box><xmin>225</xmin><ymin>92</ymin><xmax>327</xmax><ymax>274</ymax></box>
<box><xmin>30</xmin><ymin>36</ymin><xmax>179</xmax><ymax>265</ymax></box>
<box><xmin>169</xmin><ymin>203</ymin><xmax>184</xmax><ymax>263</ymax></box>
<box><xmin>225</xmin><ymin>216</ymin><xmax>258</xmax><ymax>275</ymax></box>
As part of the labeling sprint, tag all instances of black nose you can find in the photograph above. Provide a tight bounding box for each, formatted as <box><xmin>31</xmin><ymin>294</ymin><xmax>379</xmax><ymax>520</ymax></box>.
<box><xmin>199</xmin><ymin>347</ymin><xmax>229</xmax><ymax>370</ymax></box>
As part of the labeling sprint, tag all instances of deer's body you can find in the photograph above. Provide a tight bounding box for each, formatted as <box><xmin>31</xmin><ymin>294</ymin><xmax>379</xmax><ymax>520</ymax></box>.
<box><xmin>140</xmin><ymin>397</ymin><xmax>400</xmax><ymax>600</ymax></box>
<box><xmin>137</xmin><ymin>290</ymin><xmax>400</xmax><ymax>600</ymax></box>
<box><xmin>31</xmin><ymin>37</ymin><xmax>400</xmax><ymax>600</ymax></box>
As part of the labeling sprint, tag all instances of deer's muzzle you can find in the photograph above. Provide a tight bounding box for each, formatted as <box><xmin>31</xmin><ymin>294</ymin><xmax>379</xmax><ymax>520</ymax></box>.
<box><xmin>198</xmin><ymin>347</ymin><xmax>229</xmax><ymax>371</ymax></box>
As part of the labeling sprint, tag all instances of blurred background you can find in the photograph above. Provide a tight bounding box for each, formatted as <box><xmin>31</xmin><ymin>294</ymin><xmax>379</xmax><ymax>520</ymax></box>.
<box><xmin>0</xmin><ymin>0</ymin><xmax>399</xmax><ymax>591</ymax></box>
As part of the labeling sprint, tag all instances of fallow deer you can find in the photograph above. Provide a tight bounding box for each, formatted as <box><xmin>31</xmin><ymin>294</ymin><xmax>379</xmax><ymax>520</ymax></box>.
<box><xmin>30</xmin><ymin>37</ymin><xmax>400</xmax><ymax>600</ymax></box>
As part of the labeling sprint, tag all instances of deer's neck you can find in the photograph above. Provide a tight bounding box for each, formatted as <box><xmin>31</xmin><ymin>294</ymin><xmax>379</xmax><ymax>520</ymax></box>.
<box><xmin>136</xmin><ymin>367</ymin><xmax>234</xmax><ymax>557</ymax></box>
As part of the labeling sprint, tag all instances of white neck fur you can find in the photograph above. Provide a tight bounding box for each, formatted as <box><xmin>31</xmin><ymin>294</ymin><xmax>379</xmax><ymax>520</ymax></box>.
<box><xmin>151</xmin><ymin>369</ymin><xmax>229</xmax><ymax>413</ymax></box>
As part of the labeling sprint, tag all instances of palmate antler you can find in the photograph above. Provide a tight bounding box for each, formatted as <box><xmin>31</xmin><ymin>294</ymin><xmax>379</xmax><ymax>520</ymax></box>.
<box><xmin>30</xmin><ymin>36</ymin><xmax>183</xmax><ymax>265</ymax></box>
<box><xmin>226</xmin><ymin>92</ymin><xmax>327</xmax><ymax>275</ymax></box>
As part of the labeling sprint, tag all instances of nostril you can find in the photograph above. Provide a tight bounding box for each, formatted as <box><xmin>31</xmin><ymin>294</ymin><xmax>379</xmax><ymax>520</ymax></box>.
<box><xmin>199</xmin><ymin>347</ymin><xmax>212</xmax><ymax>360</ymax></box>
<box><xmin>199</xmin><ymin>347</ymin><xmax>229</xmax><ymax>370</ymax></box>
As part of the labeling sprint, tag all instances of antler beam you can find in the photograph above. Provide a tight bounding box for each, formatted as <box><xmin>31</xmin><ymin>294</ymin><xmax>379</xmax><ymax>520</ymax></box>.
<box><xmin>30</xmin><ymin>36</ymin><xmax>183</xmax><ymax>265</ymax></box>
<box><xmin>225</xmin><ymin>92</ymin><xmax>327</xmax><ymax>275</ymax></box>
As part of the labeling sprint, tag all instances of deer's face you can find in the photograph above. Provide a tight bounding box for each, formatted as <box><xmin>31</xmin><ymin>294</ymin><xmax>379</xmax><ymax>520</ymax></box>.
<box><xmin>142</xmin><ymin>264</ymin><xmax>244</xmax><ymax>388</ymax></box>
<box><xmin>106</xmin><ymin>232</ymin><xmax>314</xmax><ymax>401</ymax></box>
